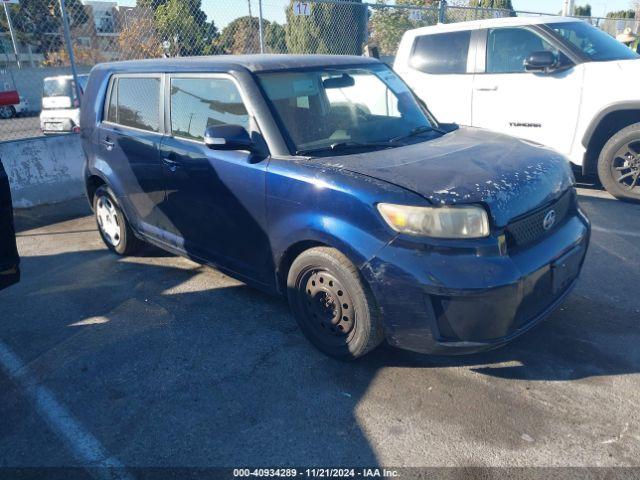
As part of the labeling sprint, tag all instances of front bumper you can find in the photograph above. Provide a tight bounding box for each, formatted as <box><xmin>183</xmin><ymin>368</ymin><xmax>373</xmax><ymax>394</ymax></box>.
<box><xmin>361</xmin><ymin>210</ymin><xmax>590</xmax><ymax>355</ymax></box>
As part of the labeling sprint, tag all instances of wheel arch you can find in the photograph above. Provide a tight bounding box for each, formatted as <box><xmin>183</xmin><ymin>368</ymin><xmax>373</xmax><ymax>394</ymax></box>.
<box><xmin>276</xmin><ymin>240</ymin><xmax>329</xmax><ymax>295</ymax></box>
<box><xmin>582</xmin><ymin>103</ymin><xmax>640</xmax><ymax>175</ymax></box>
<box><xmin>274</xmin><ymin>223</ymin><xmax>388</xmax><ymax>296</ymax></box>
<box><xmin>85</xmin><ymin>174</ymin><xmax>107</xmax><ymax>207</ymax></box>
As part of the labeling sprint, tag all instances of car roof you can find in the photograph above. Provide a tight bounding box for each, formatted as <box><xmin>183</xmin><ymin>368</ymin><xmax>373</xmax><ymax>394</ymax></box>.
<box><xmin>403</xmin><ymin>15</ymin><xmax>580</xmax><ymax>35</ymax></box>
<box><xmin>43</xmin><ymin>74</ymin><xmax>89</xmax><ymax>81</ymax></box>
<box><xmin>93</xmin><ymin>54</ymin><xmax>380</xmax><ymax>74</ymax></box>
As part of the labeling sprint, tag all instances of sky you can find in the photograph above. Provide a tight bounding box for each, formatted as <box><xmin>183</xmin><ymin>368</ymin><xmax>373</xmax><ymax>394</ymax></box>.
<box><xmin>118</xmin><ymin>0</ymin><xmax>638</xmax><ymax>29</ymax></box>
<box><xmin>512</xmin><ymin>0</ymin><xmax>634</xmax><ymax>17</ymax></box>
<box><xmin>215</xmin><ymin>0</ymin><xmax>637</xmax><ymax>27</ymax></box>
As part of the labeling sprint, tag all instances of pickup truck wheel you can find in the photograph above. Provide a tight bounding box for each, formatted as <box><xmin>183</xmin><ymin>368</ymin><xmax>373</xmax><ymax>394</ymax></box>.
<box><xmin>287</xmin><ymin>247</ymin><xmax>384</xmax><ymax>360</ymax></box>
<box><xmin>598</xmin><ymin>123</ymin><xmax>640</xmax><ymax>202</ymax></box>
<box><xmin>93</xmin><ymin>185</ymin><xmax>141</xmax><ymax>255</ymax></box>
<box><xmin>0</xmin><ymin>106</ymin><xmax>15</xmax><ymax>119</ymax></box>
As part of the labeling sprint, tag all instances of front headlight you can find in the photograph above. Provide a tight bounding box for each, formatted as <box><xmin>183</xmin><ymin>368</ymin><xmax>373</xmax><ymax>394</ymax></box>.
<box><xmin>377</xmin><ymin>203</ymin><xmax>490</xmax><ymax>239</ymax></box>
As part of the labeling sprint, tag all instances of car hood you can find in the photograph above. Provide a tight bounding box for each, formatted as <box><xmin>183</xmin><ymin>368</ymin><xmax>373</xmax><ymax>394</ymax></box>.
<box><xmin>314</xmin><ymin>127</ymin><xmax>574</xmax><ymax>227</ymax></box>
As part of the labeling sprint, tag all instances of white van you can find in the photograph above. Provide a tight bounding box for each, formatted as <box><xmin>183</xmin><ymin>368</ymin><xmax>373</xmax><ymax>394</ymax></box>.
<box><xmin>394</xmin><ymin>16</ymin><xmax>640</xmax><ymax>201</ymax></box>
<box><xmin>40</xmin><ymin>74</ymin><xmax>88</xmax><ymax>134</ymax></box>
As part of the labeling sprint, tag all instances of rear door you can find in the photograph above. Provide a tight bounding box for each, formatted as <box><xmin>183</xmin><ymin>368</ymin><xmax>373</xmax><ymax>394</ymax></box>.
<box><xmin>396</xmin><ymin>28</ymin><xmax>475</xmax><ymax>125</ymax></box>
<box><xmin>471</xmin><ymin>26</ymin><xmax>584</xmax><ymax>155</ymax></box>
<box><xmin>99</xmin><ymin>74</ymin><xmax>169</xmax><ymax>240</ymax></box>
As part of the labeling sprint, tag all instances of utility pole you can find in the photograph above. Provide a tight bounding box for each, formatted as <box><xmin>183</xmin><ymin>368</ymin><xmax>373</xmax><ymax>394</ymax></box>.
<box><xmin>438</xmin><ymin>0</ymin><xmax>447</xmax><ymax>24</ymax></box>
<box><xmin>59</xmin><ymin>0</ymin><xmax>82</xmax><ymax>101</ymax></box>
<box><xmin>562</xmin><ymin>0</ymin><xmax>575</xmax><ymax>16</ymax></box>
<box><xmin>3</xmin><ymin>3</ymin><xmax>21</xmax><ymax>69</ymax></box>
<box><xmin>258</xmin><ymin>0</ymin><xmax>264</xmax><ymax>54</ymax></box>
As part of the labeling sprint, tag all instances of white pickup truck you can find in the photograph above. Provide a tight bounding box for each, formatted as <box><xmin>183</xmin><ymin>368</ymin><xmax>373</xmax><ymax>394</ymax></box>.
<box><xmin>394</xmin><ymin>16</ymin><xmax>640</xmax><ymax>201</ymax></box>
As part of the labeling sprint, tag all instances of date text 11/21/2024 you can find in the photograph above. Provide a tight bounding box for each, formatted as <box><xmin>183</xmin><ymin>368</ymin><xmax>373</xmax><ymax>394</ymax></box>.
<box><xmin>233</xmin><ymin>468</ymin><xmax>400</xmax><ymax>478</ymax></box>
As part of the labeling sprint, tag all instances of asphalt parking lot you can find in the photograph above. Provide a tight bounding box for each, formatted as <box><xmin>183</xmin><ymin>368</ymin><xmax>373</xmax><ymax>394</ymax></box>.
<box><xmin>1</xmin><ymin>187</ymin><xmax>639</xmax><ymax>474</ymax></box>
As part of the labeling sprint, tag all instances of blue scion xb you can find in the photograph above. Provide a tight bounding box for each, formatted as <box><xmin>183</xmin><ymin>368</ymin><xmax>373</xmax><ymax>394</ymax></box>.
<box><xmin>80</xmin><ymin>55</ymin><xmax>590</xmax><ymax>359</ymax></box>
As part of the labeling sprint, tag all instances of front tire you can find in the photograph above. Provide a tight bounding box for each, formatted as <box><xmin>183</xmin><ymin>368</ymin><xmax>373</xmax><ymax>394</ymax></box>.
<box><xmin>597</xmin><ymin>123</ymin><xmax>640</xmax><ymax>202</ymax></box>
<box><xmin>93</xmin><ymin>185</ymin><xmax>141</xmax><ymax>255</ymax></box>
<box><xmin>287</xmin><ymin>247</ymin><xmax>384</xmax><ymax>360</ymax></box>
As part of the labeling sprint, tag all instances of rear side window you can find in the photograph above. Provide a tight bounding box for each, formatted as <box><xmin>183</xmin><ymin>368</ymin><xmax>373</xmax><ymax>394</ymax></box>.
<box><xmin>410</xmin><ymin>31</ymin><xmax>471</xmax><ymax>74</ymax></box>
<box><xmin>169</xmin><ymin>77</ymin><xmax>248</xmax><ymax>141</ymax></box>
<box><xmin>105</xmin><ymin>76</ymin><xmax>160</xmax><ymax>132</ymax></box>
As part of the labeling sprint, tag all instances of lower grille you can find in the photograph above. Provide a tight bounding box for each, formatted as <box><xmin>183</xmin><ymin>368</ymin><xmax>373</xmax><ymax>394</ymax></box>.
<box><xmin>506</xmin><ymin>190</ymin><xmax>574</xmax><ymax>247</ymax></box>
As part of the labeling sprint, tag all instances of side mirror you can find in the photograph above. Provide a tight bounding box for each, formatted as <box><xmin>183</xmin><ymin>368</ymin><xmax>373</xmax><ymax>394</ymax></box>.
<box><xmin>204</xmin><ymin>124</ymin><xmax>253</xmax><ymax>151</ymax></box>
<box><xmin>524</xmin><ymin>51</ymin><xmax>559</xmax><ymax>73</ymax></box>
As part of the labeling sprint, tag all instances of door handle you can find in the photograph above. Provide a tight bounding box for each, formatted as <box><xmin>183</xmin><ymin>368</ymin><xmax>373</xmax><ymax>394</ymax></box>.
<box><xmin>161</xmin><ymin>154</ymin><xmax>180</xmax><ymax>172</ymax></box>
<box><xmin>101</xmin><ymin>138</ymin><xmax>114</xmax><ymax>151</ymax></box>
<box><xmin>475</xmin><ymin>86</ymin><xmax>498</xmax><ymax>92</ymax></box>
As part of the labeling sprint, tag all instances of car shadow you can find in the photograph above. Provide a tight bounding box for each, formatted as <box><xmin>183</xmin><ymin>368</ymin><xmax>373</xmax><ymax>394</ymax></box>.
<box><xmin>13</xmin><ymin>197</ymin><xmax>92</xmax><ymax>233</ymax></box>
<box><xmin>1</xmin><ymin>232</ymin><xmax>639</xmax><ymax>469</ymax></box>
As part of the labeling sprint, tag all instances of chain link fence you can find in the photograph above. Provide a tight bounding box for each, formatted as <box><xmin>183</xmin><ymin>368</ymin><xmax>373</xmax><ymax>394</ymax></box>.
<box><xmin>1</xmin><ymin>0</ymin><xmax>638</xmax><ymax>142</ymax></box>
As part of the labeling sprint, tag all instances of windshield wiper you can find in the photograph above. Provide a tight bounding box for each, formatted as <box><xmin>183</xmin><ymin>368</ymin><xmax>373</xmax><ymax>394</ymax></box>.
<box><xmin>389</xmin><ymin>125</ymin><xmax>441</xmax><ymax>143</ymax></box>
<box><xmin>296</xmin><ymin>141</ymin><xmax>398</xmax><ymax>156</ymax></box>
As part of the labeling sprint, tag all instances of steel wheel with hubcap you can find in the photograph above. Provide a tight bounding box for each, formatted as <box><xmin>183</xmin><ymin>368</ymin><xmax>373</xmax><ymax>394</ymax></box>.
<box><xmin>96</xmin><ymin>195</ymin><xmax>122</xmax><ymax>248</ymax></box>
<box><xmin>93</xmin><ymin>185</ymin><xmax>141</xmax><ymax>255</ymax></box>
<box><xmin>287</xmin><ymin>247</ymin><xmax>383</xmax><ymax>359</ymax></box>
<box><xmin>598</xmin><ymin>122</ymin><xmax>640</xmax><ymax>202</ymax></box>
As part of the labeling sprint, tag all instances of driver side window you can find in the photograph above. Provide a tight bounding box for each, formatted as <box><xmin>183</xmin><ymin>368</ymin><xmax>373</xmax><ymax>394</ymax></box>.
<box><xmin>486</xmin><ymin>27</ymin><xmax>556</xmax><ymax>74</ymax></box>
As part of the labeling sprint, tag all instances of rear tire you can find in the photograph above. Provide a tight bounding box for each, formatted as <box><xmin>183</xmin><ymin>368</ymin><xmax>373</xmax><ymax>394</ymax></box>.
<box><xmin>287</xmin><ymin>247</ymin><xmax>384</xmax><ymax>360</ymax></box>
<box><xmin>597</xmin><ymin>123</ymin><xmax>640</xmax><ymax>202</ymax></box>
<box><xmin>0</xmin><ymin>106</ymin><xmax>16</xmax><ymax>119</ymax></box>
<box><xmin>93</xmin><ymin>185</ymin><xmax>141</xmax><ymax>255</ymax></box>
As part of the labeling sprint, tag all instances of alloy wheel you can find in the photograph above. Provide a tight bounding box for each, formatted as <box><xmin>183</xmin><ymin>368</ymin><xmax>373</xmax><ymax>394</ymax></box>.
<box><xmin>611</xmin><ymin>139</ymin><xmax>640</xmax><ymax>193</ymax></box>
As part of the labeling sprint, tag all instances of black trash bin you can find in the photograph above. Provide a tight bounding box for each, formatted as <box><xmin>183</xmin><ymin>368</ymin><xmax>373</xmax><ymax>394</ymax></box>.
<box><xmin>0</xmin><ymin>157</ymin><xmax>19</xmax><ymax>291</ymax></box>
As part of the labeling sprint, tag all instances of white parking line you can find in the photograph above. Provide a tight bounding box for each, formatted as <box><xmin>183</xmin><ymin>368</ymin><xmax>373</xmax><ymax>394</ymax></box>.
<box><xmin>592</xmin><ymin>226</ymin><xmax>640</xmax><ymax>238</ymax></box>
<box><xmin>0</xmin><ymin>341</ymin><xmax>133</xmax><ymax>480</ymax></box>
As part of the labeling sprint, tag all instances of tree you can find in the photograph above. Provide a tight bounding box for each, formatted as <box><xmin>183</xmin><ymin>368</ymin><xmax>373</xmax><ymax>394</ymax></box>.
<box><xmin>153</xmin><ymin>0</ymin><xmax>214</xmax><ymax>56</ymax></box>
<box><xmin>117</xmin><ymin>15</ymin><xmax>163</xmax><ymax>60</ymax></box>
<box><xmin>285</xmin><ymin>0</ymin><xmax>368</xmax><ymax>55</ymax></box>
<box><xmin>213</xmin><ymin>16</ymin><xmax>260</xmax><ymax>54</ymax></box>
<box><xmin>0</xmin><ymin>0</ymin><xmax>88</xmax><ymax>55</ymax></box>
<box><xmin>136</xmin><ymin>0</ymin><xmax>216</xmax><ymax>56</ymax></box>
<box><xmin>369</xmin><ymin>0</ymin><xmax>438</xmax><ymax>56</ymax></box>
<box><xmin>606</xmin><ymin>9</ymin><xmax>635</xmax><ymax>18</ymax></box>
<box><xmin>212</xmin><ymin>16</ymin><xmax>286</xmax><ymax>54</ymax></box>
<box><xmin>265</xmin><ymin>22</ymin><xmax>287</xmax><ymax>53</ymax></box>
<box><xmin>468</xmin><ymin>0</ymin><xmax>515</xmax><ymax>11</ymax></box>
<box><xmin>42</xmin><ymin>45</ymin><xmax>104</xmax><ymax>66</ymax></box>
<box><xmin>463</xmin><ymin>0</ymin><xmax>516</xmax><ymax>20</ymax></box>
<box><xmin>574</xmin><ymin>4</ymin><xmax>592</xmax><ymax>17</ymax></box>
<box><xmin>137</xmin><ymin>0</ymin><xmax>206</xmax><ymax>25</ymax></box>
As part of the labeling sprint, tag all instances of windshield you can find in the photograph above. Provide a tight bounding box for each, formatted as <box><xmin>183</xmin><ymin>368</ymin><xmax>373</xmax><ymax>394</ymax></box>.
<box><xmin>547</xmin><ymin>21</ymin><xmax>639</xmax><ymax>62</ymax></box>
<box><xmin>256</xmin><ymin>64</ymin><xmax>436</xmax><ymax>155</ymax></box>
